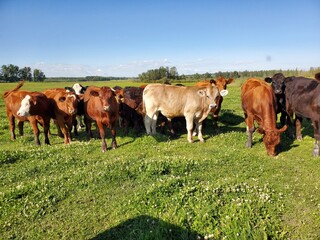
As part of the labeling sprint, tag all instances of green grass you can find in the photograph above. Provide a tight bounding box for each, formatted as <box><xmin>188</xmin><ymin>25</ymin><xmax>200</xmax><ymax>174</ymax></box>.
<box><xmin>0</xmin><ymin>81</ymin><xmax>319</xmax><ymax>239</ymax></box>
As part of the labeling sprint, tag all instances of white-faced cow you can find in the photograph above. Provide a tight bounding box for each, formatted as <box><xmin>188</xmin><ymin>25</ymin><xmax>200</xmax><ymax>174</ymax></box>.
<box><xmin>43</xmin><ymin>88</ymin><xmax>78</xmax><ymax>144</ymax></box>
<box><xmin>143</xmin><ymin>83</ymin><xmax>228</xmax><ymax>143</ymax></box>
<box><xmin>4</xmin><ymin>81</ymin><xmax>53</xmax><ymax>145</ymax></box>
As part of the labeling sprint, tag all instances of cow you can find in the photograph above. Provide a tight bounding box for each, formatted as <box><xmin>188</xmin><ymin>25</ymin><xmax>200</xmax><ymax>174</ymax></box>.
<box><xmin>195</xmin><ymin>76</ymin><xmax>233</xmax><ymax>128</ymax></box>
<box><xmin>265</xmin><ymin>73</ymin><xmax>288</xmax><ymax>128</ymax></box>
<box><xmin>83</xmin><ymin>86</ymin><xmax>119</xmax><ymax>152</ymax></box>
<box><xmin>284</xmin><ymin>76</ymin><xmax>320</xmax><ymax>156</ymax></box>
<box><xmin>3</xmin><ymin>81</ymin><xmax>53</xmax><ymax>145</ymax></box>
<box><xmin>241</xmin><ymin>78</ymin><xmax>287</xmax><ymax>156</ymax></box>
<box><xmin>143</xmin><ymin>83</ymin><xmax>228</xmax><ymax>143</ymax></box>
<box><xmin>43</xmin><ymin>88</ymin><xmax>78</xmax><ymax>144</ymax></box>
<box><xmin>119</xmin><ymin>86</ymin><xmax>145</xmax><ymax>134</ymax></box>
<box><xmin>65</xmin><ymin>83</ymin><xmax>88</xmax><ymax>132</ymax></box>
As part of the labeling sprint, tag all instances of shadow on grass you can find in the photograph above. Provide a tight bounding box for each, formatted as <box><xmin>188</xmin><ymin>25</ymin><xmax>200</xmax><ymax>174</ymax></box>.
<box><xmin>90</xmin><ymin>215</ymin><xmax>201</xmax><ymax>240</ymax></box>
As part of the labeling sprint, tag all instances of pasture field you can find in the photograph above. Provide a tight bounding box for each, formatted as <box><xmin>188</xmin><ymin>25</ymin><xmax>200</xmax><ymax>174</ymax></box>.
<box><xmin>0</xmin><ymin>80</ymin><xmax>319</xmax><ymax>239</ymax></box>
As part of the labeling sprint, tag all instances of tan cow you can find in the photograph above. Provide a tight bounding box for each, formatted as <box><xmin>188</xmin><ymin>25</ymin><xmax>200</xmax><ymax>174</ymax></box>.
<box><xmin>143</xmin><ymin>83</ymin><xmax>228</xmax><ymax>142</ymax></box>
<box><xmin>43</xmin><ymin>88</ymin><xmax>78</xmax><ymax>144</ymax></box>
<box><xmin>195</xmin><ymin>77</ymin><xmax>233</xmax><ymax>127</ymax></box>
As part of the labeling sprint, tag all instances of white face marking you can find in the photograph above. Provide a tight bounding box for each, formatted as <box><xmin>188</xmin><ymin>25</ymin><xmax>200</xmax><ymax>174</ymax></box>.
<box><xmin>17</xmin><ymin>95</ymin><xmax>31</xmax><ymax>116</ymax></box>
<box><xmin>72</xmin><ymin>83</ymin><xmax>82</xmax><ymax>95</ymax></box>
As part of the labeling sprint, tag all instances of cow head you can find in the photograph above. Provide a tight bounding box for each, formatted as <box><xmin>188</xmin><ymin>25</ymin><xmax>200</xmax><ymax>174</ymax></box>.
<box><xmin>265</xmin><ymin>73</ymin><xmax>285</xmax><ymax>95</ymax></box>
<box><xmin>258</xmin><ymin>125</ymin><xmax>287</xmax><ymax>156</ymax></box>
<box><xmin>198</xmin><ymin>85</ymin><xmax>225</xmax><ymax>109</ymax></box>
<box><xmin>90</xmin><ymin>87</ymin><xmax>116</xmax><ymax>112</ymax></box>
<box><xmin>215</xmin><ymin>76</ymin><xmax>234</xmax><ymax>91</ymax></box>
<box><xmin>17</xmin><ymin>95</ymin><xmax>36</xmax><ymax>117</ymax></box>
<box><xmin>57</xmin><ymin>92</ymin><xmax>78</xmax><ymax>115</ymax></box>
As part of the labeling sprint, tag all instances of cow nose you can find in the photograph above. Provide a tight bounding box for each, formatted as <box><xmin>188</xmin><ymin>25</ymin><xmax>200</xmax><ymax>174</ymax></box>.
<box><xmin>103</xmin><ymin>106</ymin><xmax>110</xmax><ymax>111</ymax></box>
<box><xmin>69</xmin><ymin>109</ymin><xmax>75</xmax><ymax>114</ymax></box>
<box><xmin>209</xmin><ymin>103</ymin><xmax>217</xmax><ymax>109</ymax></box>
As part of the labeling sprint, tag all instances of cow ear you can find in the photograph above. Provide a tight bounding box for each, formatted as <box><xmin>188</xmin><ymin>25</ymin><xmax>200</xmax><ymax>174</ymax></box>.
<box><xmin>257</xmin><ymin>128</ymin><xmax>265</xmax><ymax>134</ymax></box>
<box><xmin>220</xmin><ymin>89</ymin><xmax>228</xmax><ymax>97</ymax></box>
<box><xmin>278</xmin><ymin>125</ymin><xmax>287</xmax><ymax>133</ymax></box>
<box><xmin>90</xmin><ymin>90</ymin><xmax>99</xmax><ymax>97</ymax></box>
<box><xmin>227</xmin><ymin>78</ymin><xmax>234</xmax><ymax>84</ymax></box>
<box><xmin>265</xmin><ymin>77</ymin><xmax>272</xmax><ymax>83</ymax></box>
<box><xmin>197</xmin><ymin>89</ymin><xmax>206</xmax><ymax>97</ymax></box>
<box><xmin>59</xmin><ymin>96</ymin><xmax>66</xmax><ymax>102</ymax></box>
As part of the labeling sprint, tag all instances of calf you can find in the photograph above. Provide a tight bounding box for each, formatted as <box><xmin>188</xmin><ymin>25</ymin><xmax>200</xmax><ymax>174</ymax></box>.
<box><xmin>285</xmin><ymin>76</ymin><xmax>320</xmax><ymax>156</ymax></box>
<box><xmin>241</xmin><ymin>78</ymin><xmax>287</xmax><ymax>156</ymax></box>
<box><xmin>3</xmin><ymin>81</ymin><xmax>53</xmax><ymax>145</ymax></box>
<box><xmin>43</xmin><ymin>88</ymin><xmax>78</xmax><ymax>144</ymax></box>
<box><xmin>195</xmin><ymin>77</ymin><xmax>233</xmax><ymax>127</ymax></box>
<box><xmin>265</xmin><ymin>73</ymin><xmax>288</xmax><ymax>127</ymax></box>
<box><xmin>84</xmin><ymin>86</ymin><xmax>119</xmax><ymax>152</ymax></box>
<box><xmin>120</xmin><ymin>86</ymin><xmax>144</xmax><ymax>134</ymax></box>
<box><xmin>143</xmin><ymin>83</ymin><xmax>227</xmax><ymax>142</ymax></box>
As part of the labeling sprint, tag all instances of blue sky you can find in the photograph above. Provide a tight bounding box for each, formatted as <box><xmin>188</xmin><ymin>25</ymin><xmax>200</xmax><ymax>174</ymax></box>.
<box><xmin>0</xmin><ymin>0</ymin><xmax>319</xmax><ymax>77</ymax></box>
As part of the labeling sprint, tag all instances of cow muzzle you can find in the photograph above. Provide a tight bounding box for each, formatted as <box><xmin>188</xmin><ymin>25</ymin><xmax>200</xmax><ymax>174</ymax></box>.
<box><xmin>209</xmin><ymin>103</ymin><xmax>217</xmax><ymax>109</ymax></box>
<box><xmin>103</xmin><ymin>105</ymin><xmax>110</xmax><ymax>111</ymax></box>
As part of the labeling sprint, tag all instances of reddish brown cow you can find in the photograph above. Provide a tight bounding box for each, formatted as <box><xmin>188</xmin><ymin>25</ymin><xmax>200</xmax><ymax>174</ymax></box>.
<box><xmin>3</xmin><ymin>81</ymin><xmax>53</xmax><ymax>145</ymax></box>
<box><xmin>83</xmin><ymin>86</ymin><xmax>119</xmax><ymax>152</ymax></box>
<box><xmin>241</xmin><ymin>78</ymin><xmax>287</xmax><ymax>156</ymax></box>
<box><xmin>195</xmin><ymin>76</ymin><xmax>233</xmax><ymax>127</ymax></box>
<box><xmin>43</xmin><ymin>88</ymin><xmax>78</xmax><ymax>144</ymax></box>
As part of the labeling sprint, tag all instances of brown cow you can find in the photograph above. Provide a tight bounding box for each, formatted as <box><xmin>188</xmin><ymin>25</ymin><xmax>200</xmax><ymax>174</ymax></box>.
<box><xmin>143</xmin><ymin>83</ymin><xmax>227</xmax><ymax>143</ymax></box>
<box><xmin>3</xmin><ymin>81</ymin><xmax>53</xmax><ymax>145</ymax></box>
<box><xmin>43</xmin><ymin>88</ymin><xmax>78</xmax><ymax>144</ymax></box>
<box><xmin>241</xmin><ymin>78</ymin><xmax>287</xmax><ymax>156</ymax></box>
<box><xmin>195</xmin><ymin>76</ymin><xmax>233</xmax><ymax>127</ymax></box>
<box><xmin>83</xmin><ymin>86</ymin><xmax>119</xmax><ymax>152</ymax></box>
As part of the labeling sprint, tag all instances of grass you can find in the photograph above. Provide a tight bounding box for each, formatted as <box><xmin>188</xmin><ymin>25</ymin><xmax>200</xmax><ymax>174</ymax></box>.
<box><xmin>0</xmin><ymin>80</ymin><xmax>319</xmax><ymax>239</ymax></box>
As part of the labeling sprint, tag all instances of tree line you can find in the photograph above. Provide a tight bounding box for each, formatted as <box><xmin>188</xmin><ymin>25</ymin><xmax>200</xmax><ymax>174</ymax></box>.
<box><xmin>0</xmin><ymin>64</ymin><xmax>46</xmax><ymax>82</ymax></box>
<box><xmin>138</xmin><ymin>66</ymin><xmax>320</xmax><ymax>83</ymax></box>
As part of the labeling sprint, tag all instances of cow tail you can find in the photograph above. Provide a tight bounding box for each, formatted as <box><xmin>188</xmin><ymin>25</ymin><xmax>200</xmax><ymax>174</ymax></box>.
<box><xmin>3</xmin><ymin>80</ymin><xmax>25</xmax><ymax>98</ymax></box>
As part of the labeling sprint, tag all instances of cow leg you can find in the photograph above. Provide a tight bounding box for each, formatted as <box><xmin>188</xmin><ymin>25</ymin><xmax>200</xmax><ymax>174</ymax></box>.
<box><xmin>84</xmin><ymin>116</ymin><xmax>93</xmax><ymax>138</ymax></box>
<box><xmin>55</xmin><ymin>120</ymin><xmax>64</xmax><ymax>138</ymax></box>
<box><xmin>151</xmin><ymin>112</ymin><xmax>158</xmax><ymax>135</ymax></box>
<box><xmin>245</xmin><ymin>113</ymin><xmax>254</xmax><ymax>148</ymax></box>
<box><xmin>166</xmin><ymin>118</ymin><xmax>176</xmax><ymax>137</ymax></box>
<box><xmin>96</xmin><ymin>121</ymin><xmax>107</xmax><ymax>152</ymax></box>
<box><xmin>144</xmin><ymin>115</ymin><xmax>152</xmax><ymax>135</ymax></box>
<box><xmin>57</xmin><ymin>119</ymin><xmax>69</xmax><ymax>144</ymax></box>
<box><xmin>73</xmin><ymin>116</ymin><xmax>78</xmax><ymax>136</ymax></box>
<box><xmin>111</xmin><ymin>124</ymin><xmax>117</xmax><ymax>149</ymax></box>
<box><xmin>185</xmin><ymin>116</ymin><xmax>194</xmax><ymax>143</ymax></box>
<box><xmin>295</xmin><ymin>116</ymin><xmax>303</xmax><ymax>141</ymax></box>
<box><xmin>77</xmin><ymin>115</ymin><xmax>84</xmax><ymax>129</ymax></box>
<box><xmin>312</xmin><ymin>121</ymin><xmax>320</xmax><ymax>156</ymax></box>
<box><xmin>43</xmin><ymin>119</ymin><xmax>51</xmax><ymax>145</ymax></box>
<box><xmin>66</xmin><ymin>120</ymin><xmax>73</xmax><ymax>143</ymax></box>
<box><xmin>29</xmin><ymin>118</ymin><xmax>41</xmax><ymax>146</ymax></box>
<box><xmin>286</xmin><ymin>106</ymin><xmax>295</xmax><ymax>139</ymax></box>
<box><xmin>195</xmin><ymin>121</ymin><xmax>204</xmax><ymax>143</ymax></box>
<box><xmin>280</xmin><ymin>110</ymin><xmax>287</xmax><ymax>128</ymax></box>
<box><xmin>18</xmin><ymin>121</ymin><xmax>24</xmax><ymax>136</ymax></box>
<box><xmin>7</xmin><ymin>113</ymin><xmax>16</xmax><ymax>140</ymax></box>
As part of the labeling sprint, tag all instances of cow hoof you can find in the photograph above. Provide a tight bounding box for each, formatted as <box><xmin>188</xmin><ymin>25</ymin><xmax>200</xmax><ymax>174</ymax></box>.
<box><xmin>296</xmin><ymin>135</ymin><xmax>302</xmax><ymax>141</ymax></box>
<box><xmin>312</xmin><ymin>149</ymin><xmax>319</xmax><ymax>157</ymax></box>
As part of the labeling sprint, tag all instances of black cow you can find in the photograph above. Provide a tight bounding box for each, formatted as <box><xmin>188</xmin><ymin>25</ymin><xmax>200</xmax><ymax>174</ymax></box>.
<box><xmin>265</xmin><ymin>73</ymin><xmax>288</xmax><ymax>127</ymax></box>
<box><xmin>120</xmin><ymin>86</ymin><xmax>145</xmax><ymax>134</ymax></box>
<box><xmin>285</xmin><ymin>76</ymin><xmax>320</xmax><ymax>156</ymax></box>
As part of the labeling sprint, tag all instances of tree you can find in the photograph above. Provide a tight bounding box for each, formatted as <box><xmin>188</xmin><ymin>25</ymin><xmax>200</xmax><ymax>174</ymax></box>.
<box><xmin>1</xmin><ymin>64</ymin><xmax>19</xmax><ymax>82</ymax></box>
<box><xmin>33</xmin><ymin>69</ymin><xmax>46</xmax><ymax>82</ymax></box>
<box><xmin>19</xmin><ymin>67</ymin><xmax>32</xmax><ymax>81</ymax></box>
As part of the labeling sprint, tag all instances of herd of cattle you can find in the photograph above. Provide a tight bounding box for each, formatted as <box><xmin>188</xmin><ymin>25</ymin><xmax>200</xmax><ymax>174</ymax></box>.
<box><xmin>3</xmin><ymin>73</ymin><xmax>320</xmax><ymax>156</ymax></box>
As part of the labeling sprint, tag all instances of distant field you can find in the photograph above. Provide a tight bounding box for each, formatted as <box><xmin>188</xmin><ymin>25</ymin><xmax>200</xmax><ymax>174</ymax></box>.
<box><xmin>0</xmin><ymin>80</ymin><xmax>319</xmax><ymax>239</ymax></box>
